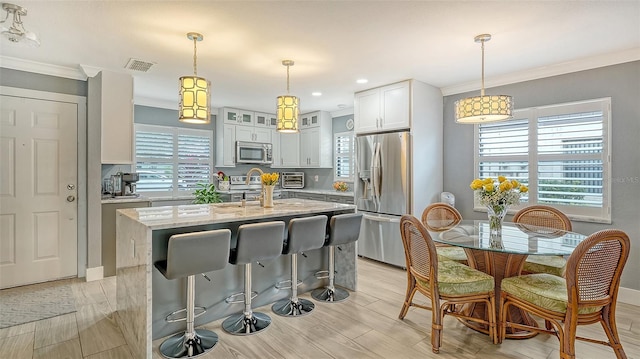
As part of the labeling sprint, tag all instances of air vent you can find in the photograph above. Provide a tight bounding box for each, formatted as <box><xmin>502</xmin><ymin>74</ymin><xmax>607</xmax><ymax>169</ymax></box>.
<box><xmin>124</xmin><ymin>58</ymin><xmax>155</xmax><ymax>72</ymax></box>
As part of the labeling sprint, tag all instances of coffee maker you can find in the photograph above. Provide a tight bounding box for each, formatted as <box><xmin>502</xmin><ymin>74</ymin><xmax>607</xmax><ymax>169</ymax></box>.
<box><xmin>122</xmin><ymin>173</ymin><xmax>139</xmax><ymax>195</ymax></box>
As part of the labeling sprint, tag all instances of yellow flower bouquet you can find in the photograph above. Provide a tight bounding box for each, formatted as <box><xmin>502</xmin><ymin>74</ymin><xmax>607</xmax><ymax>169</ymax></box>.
<box><xmin>333</xmin><ymin>181</ymin><xmax>348</xmax><ymax>192</ymax></box>
<box><xmin>261</xmin><ymin>172</ymin><xmax>280</xmax><ymax>186</ymax></box>
<box><xmin>470</xmin><ymin>176</ymin><xmax>528</xmax><ymax>241</ymax></box>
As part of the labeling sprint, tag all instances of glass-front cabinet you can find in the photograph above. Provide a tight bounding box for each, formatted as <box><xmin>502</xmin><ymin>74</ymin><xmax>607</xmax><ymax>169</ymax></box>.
<box><xmin>223</xmin><ymin>108</ymin><xmax>254</xmax><ymax>126</ymax></box>
<box><xmin>255</xmin><ymin>112</ymin><xmax>277</xmax><ymax>128</ymax></box>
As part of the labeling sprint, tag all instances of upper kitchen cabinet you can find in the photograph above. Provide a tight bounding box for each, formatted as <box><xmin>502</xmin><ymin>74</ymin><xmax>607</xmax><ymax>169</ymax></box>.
<box><xmin>222</xmin><ymin>108</ymin><xmax>254</xmax><ymax>126</ymax></box>
<box><xmin>354</xmin><ymin>80</ymin><xmax>410</xmax><ymax>134</ymax></box>
<box><xmin>255</xmin><ymin>112</ymin><xmax>278</xmax><ymax>128</ymax></box>
<box><xmin>236</xmin><ymin>125</ymin><xmax>271</xmax><ymax>143</ymax></box>
<box><xmin>300</xmin><ymin>112</ymin><xmax>321</xmax><ymax>128</ymax></box>
<box><xmin>271</xmin><ymin>130</ymin><xmax>300</xmax><ymax>168</ymax></box>
<box><xmin>89</xmin><ymin>70</ymin><xmax>134</xmax><ymax>164</ymax></box>
<box><xmin>216</xmin><ymin>124</ymin><xmax>236</xmax><ymax>167</ymax></box>
<box><xmin>299</xmin><ymin>111</ymin><xmax>332</xmax><ymax>168</ymax></box>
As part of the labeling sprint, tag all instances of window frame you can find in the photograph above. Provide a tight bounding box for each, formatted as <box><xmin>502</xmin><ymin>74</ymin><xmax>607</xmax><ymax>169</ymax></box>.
<box><xmin>334</xmin><ymin>131</ymin><xmax>355</xmax><ymax>183</ymax></box>
<box><xmin>134</xmin><ymin>123</ymin><xmax>214</xmax><ymax>198</ymax></box>
<box><xmin>473</xmin><ymin>97</ymin><xmax>611</xmax><ymax>223</ymax></box>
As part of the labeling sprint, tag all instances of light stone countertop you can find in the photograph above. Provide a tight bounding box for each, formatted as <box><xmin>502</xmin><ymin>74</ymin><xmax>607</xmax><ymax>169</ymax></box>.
<box><xmin>116</xmin><ymin>198</ymin><xmax>356</xmax><ymax>230</ymax></box>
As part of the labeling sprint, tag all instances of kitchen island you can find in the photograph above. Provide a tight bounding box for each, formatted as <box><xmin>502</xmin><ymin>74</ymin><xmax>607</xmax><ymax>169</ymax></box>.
<box><xmin>115</xmin><ymin>198</ymin><xmax>357</xmax><ymax>358</ymax></box>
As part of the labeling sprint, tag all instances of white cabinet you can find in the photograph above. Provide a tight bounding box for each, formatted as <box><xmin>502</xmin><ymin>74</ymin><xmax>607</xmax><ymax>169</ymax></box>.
<box><xmin>272</xmin><ymin>131</ymin><xmax>300</xmax><ymax>168</ymax></box>
<box><xmin>219</xmin><ymin>124</ymin><xmax>236</xmax><ymax>167</ymax></box>
<box><xmin>300</xmin><ymin>112</ymin><xmax>321</xmax><ymax>128</ymax></box>
<box><xmin>223</xmin><ymin>108</ymin><xmax>254</xmax><ymax>126</ymax></box>
<box><xmin>255</xmin><ymin>112</ymin><xmax>277</xmax><ymax>128</ymax></box>
<box><xmin>354</xmin><ymin>80</ymin><xmax>410</xmax><ymax>134</ymax></box>
<box><xmin>236</xmin><ymin>125</ymin><xmax>271</xmax><ymax>143</ymax></box>
<box><xmin>299</xmin><ymin>111</ymin><xmax>333</xmax><ymax>168</ymax></box>
<box><xmin>90</xmin><ymin>70</ymin><xmax>134</xmax><ymax>164</ymax></box>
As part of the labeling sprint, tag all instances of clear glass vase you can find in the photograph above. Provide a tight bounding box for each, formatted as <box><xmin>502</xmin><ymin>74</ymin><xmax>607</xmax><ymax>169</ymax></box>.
<box><xmin>487</xmin><ymin>204</ymin><xmax>508</xmax><ymax>248</ymax></box>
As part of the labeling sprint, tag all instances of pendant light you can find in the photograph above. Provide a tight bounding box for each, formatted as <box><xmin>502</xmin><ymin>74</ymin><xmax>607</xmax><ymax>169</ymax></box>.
<box><xmin>179</xmin><ymin>32</ymin><xmax>211</xmax><ymax>124</ymax></box>
<box><xmin>276</xmin><ymin>60</ymin><xmax>299</xmax><ymax>133</ymax></box>
<box><xmin>455</xmin><ymin>34</ymin><xmax>513</xmax><ymax>124</ymax></box>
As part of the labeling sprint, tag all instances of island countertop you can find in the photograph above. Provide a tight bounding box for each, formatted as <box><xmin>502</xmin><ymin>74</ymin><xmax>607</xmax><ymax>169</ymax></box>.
<box><xmin>115</xmin><ymin>198</ymin><xmax>358</xmax><ymax>359</ymax></box>
<box><xmin>116</xmin><ymin>198</ymin><xmax>356</xmax><ymax>230</ymax></box>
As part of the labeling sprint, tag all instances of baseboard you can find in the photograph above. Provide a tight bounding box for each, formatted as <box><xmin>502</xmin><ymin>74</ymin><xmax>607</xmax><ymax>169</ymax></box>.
<box><xmin>85</xmin><ymin>266</ymin><xmax>104</xmax><ymax>282</ymax></box>
<box><xmin>618</xmin><ymin>286</ymin><xmax>639</xmax><ymax>306</ymax></box>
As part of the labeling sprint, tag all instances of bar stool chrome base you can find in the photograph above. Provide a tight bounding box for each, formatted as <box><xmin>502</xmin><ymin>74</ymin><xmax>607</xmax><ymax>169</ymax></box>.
<box><xmin>311</xmin><ymin>286</ymin><xmax>349</xmax><ymax>303</ymax></box>
<box><xmin>222</xmin><ymin>312</ymin><xmax>271</xmax><ymax>335</ymax></box>
<box><xmin>158</xmin><ymin>328</ymin><xmax>218</xmax><ymax>358</ymax></box>
<box><xmin>272</xmin><ymin>298</ymin><xmax>315</xmax><ymax>316</ymax></box>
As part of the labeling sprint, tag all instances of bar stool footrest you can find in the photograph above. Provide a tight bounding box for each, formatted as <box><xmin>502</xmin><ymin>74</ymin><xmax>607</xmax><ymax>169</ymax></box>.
<box><xmin>314</xmin><ymin>270</ymin><xmax>329</xmax><ymax>280</ymax></box>
<box><xmin>225</xmin><ymin>291</ymin><xmax>257</xmax><ymax>304</ymax></box>
<box><xmin>165</xmin><ymin>306</ymin><xmax>206</xmax><ymax>323</ymax></box>
<box><xmin>158</xmin><ymin>328</ymin><xmax>218</xmax><ymax>358</ymax></box>
<box><xmin>274</xmin><ymin>279</ymin><xmax>303</xmax><ymax>290</ymax></box>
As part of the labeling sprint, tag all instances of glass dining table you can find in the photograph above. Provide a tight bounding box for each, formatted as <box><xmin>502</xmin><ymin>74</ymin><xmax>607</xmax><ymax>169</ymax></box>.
<box><xmin>427</xmin><ymin>220</ymin><xmax>588</xmax><ymax>339</ymax></box>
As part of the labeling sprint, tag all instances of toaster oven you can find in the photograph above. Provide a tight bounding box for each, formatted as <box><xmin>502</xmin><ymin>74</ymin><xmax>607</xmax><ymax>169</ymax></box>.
<box><xmin>281</xmin><ymin>172</ymin><xmax>305</xmax><ymax>189</ymax></box>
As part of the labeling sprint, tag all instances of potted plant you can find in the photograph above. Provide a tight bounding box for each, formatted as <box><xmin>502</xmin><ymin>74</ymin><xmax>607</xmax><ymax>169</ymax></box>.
<box><xmin>193</xmin><ymin>183</ymin><xmax>222</xmax><ymax>204</ymax></box>
<box><xmin>217</xmin><ymin>171</ymin><xmax>230</xmax><ymax>191</ymax></box>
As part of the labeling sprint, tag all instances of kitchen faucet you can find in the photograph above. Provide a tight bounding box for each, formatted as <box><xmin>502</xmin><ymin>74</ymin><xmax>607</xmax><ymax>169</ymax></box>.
<box><xmin>246</xmin><ymin>167</ymin><xmax>265</xmax><ymax>206</ymax></box>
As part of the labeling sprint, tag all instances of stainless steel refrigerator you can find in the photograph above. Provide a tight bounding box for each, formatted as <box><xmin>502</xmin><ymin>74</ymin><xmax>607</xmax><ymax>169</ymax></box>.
<box><xmin>355</xmin><ymin>131</ymin><xmax>411</xmax><ymax>267</ymax></box>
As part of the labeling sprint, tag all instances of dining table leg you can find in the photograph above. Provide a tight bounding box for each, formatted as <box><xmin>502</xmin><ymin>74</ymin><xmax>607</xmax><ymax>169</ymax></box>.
<box><xmin>458</xmin><ymin>248</ymin><xmax>539</xmax><ymax>339</ymax></box>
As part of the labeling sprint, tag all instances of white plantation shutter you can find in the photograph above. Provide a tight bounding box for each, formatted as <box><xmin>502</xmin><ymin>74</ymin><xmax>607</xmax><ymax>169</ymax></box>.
<box><xmin>135</xmin><ymin>124</ymin><xmax>213</xmax><ymax>196</ymax></box>
<box><xmin>475</xmin><ymin>98</ymin><xmax>611</xmax><ymax>222</ymax></box>
<box><xmin>334</xmin><ymin>132</ymin><xmax>354</xmax><ymax>181</ymax></box>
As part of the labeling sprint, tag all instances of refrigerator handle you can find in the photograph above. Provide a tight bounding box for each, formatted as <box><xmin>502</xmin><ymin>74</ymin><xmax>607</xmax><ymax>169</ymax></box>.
<box><xmin>362</xmin><ymin>213</ymin><xmax>401</xmax><ymax>223</ymax></box>
<box><xmin>371</xmin><ymin>142</ymin><xmax>381</xmax><ymax>206</ymax></box>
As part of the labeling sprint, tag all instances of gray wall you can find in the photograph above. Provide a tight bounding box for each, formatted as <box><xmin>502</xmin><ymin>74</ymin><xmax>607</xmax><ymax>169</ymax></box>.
<box><xmin>443</xmin><ymin>61</ymin><xmax>640</xmax><ymax>290</ymax></box>
<box><xmin>0</xmin><ymin>68</ymin><xmax>87</xmax><ymax>96</ymax></box>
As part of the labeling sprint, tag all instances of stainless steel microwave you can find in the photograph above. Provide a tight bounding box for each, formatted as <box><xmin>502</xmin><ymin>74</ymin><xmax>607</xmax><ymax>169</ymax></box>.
<box><xmin>235</xmin><ymin>141</ymin><xmax>273</xmax><ymax>165</ymax></box>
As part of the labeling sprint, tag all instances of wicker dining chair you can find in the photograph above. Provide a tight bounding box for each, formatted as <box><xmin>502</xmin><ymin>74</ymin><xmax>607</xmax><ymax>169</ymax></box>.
<box><xmin>421</xmin><ymin>203</ymin><xmax>468</xmax><ymax>264</ymax></box>
<box><xmin>499</xmin><ymin>229</ymin><xmax>630</xmax><ymax>359</ymax></box>
<box><xmin>513</xmin><ymin>205</ymin><xmax>572</xmax><ymax>276</ymax></box>
<box><xmin>399</xmin><ymin>215</ymin><xmax>497</xmax><ymax>353</ymax></box>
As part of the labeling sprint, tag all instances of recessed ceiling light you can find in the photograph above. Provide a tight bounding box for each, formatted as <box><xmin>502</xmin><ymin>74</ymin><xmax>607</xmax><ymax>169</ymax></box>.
<box><xmin>312</xmin><ymin>92</ymin><xmax>322</xmax><ymax>96</ymax></box>
<box><xmin>356</xmin><ymin>79</ymin><xmax>368</xmax><ymax>84</ymax></box>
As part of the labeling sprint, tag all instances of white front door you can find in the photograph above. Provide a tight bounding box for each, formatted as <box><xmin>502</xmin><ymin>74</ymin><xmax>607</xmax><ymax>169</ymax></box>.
<box><xmin>0</xmin><ymin>95</ymin><xmax>78</xmax><ymax>289</ymax></box>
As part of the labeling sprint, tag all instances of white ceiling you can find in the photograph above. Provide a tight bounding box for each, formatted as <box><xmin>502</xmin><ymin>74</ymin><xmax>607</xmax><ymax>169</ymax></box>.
<box><xmin>1</xmin><ymin>1</ymin><xmax>639</xmax><ymax>114</ymax></box>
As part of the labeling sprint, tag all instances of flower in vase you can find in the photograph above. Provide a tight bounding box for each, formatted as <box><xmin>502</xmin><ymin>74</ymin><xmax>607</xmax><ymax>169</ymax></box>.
<box><xmin>261</xmin><ymin>172</ymin><xmax>279</xmax><ymax>186</ymax></box>
<box><xmin>470</xmin><ymin>176</ymin><xmax>528</xmax><ymax>209</ymax></box>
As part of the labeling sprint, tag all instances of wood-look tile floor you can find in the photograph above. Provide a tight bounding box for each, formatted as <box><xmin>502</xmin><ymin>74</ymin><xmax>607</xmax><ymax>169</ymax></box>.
<box><xmin>1</xmin><ymin>258</ymin><xmax>638</xmax><ymax>358</ymax></box>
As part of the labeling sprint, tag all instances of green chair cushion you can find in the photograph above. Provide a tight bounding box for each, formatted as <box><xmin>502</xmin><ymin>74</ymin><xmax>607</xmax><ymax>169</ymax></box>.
<box><xmin>502</xmin><ymin>274</ymin><xmax>602</xmax><ymax>314</ymax></box>
<box><xmin>523</xmin><ymin>255</ymin><xmax>566</xmax><ymax>276</ymax></box>
<box><xmin>417</xmin><ymin>260</ymin><xmax>494</xmax><ymax>296</ymax></box>
<box><xmin>437</xmin><ymin>247</ymin><xmax>468</xmax><ymax>263</ymax></box>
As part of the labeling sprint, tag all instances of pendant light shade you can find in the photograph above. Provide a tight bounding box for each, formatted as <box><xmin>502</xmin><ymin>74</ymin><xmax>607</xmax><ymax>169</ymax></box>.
<box><xmin>276</xmin><ymin>60</ymin><xmax>299</xmax><ymax>133</ymax></box>
<box><xmin>455</xmin><ymin>34</ymin><xmax>513</xmax><ymax>124</ymax></box>
<box><xmin>179</xmin><ymin>32</ymin><xmax>211</xmax><ymax>124</ymax></box>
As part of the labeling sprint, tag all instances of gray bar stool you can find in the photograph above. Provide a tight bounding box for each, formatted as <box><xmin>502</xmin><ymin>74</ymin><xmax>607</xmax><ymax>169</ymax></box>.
<box><xmin>222</xmin><ymin>221</ymin><xmax>285</xmax><ymax>335</ymax></box>
<box><xmin>312</xmin><ymin>213</ymin><xmax>363</xmax><ymax>303</ymax></box>
<box><xmin>154</xmin><ymin>229</ymin><xmax>231</xmax><ymax>358</ymax></box>
<box><xmin>272</xmin><ymin>215</ymin><xmax>328</xmax><ymax>317</ymax></box>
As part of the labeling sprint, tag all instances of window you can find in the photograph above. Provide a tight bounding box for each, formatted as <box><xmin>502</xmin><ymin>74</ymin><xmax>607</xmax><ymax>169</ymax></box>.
<box><xmin>474</xmin><ymin>98</ymin><xmax>611</xmax><ymax>222</ymax></box>
<box><xmin>334</xmin><ymin>131</ymin><xmax>354</xmax><ymax>182</ymax></box>
<box><xmin>135</xmin><ymin>124</ymin><xmax>213</xmax><ymax>196</ymax></box>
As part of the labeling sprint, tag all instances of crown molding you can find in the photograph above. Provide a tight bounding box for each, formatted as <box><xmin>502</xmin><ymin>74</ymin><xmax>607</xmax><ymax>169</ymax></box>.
<box><xmin>0</xmin><ymin>56</ymin><xmax>87</xmax><ymax>80</ymax></box>
<box><xmin>79</xmin><ymin>64</ymin><xmax>102</xmax><ymax>78</ymax></box>
<box><xmin>330</xmin><ymin>107</ymin><xmax>354</xmax><ymax>118</ymax></box>
<box><xmin>441</xmin><ymin>48</ymin><xmax>640</xmax><ymax>96</ymax></box>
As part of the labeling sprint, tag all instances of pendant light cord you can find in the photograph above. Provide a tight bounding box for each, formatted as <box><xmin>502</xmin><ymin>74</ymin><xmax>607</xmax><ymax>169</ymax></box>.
<box><xmin>193</xmin><ymin>36</ymin><xmax>198</xmax><ymax>76</ymax></box>
<box><xmin>480</xmin><ymin>39</ymin><xmax>485</xmax><ymax>97</ymax></box>
<box><xmin>286</xmin><ymin>64</ymin><xmax>290</xmax><ymax>94</ymax></box>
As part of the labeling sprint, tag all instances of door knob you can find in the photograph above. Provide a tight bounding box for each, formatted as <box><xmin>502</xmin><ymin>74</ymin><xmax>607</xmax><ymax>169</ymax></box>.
<box><xmin>66</xmin><ymin>195</ymin><xmax>75</xmax><ymax>202</ymax></box>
